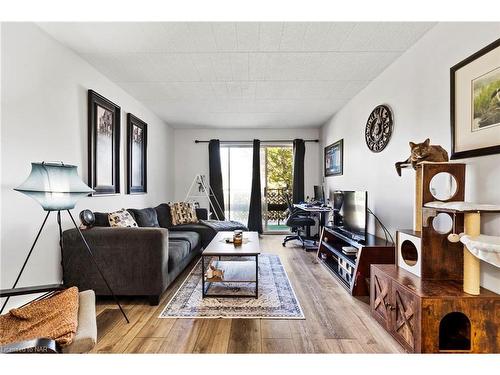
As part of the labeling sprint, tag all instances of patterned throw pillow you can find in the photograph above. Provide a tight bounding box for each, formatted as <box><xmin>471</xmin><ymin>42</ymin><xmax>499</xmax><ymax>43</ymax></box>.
<box><xmin>108</xmin><ymin>209</ymin><xmax>138</xmax><ymax>228</ymax></box>
<box><xmin>169</xmin><ymin>202</ymin><xmax>198</xmax><ymax>226</ymax></box>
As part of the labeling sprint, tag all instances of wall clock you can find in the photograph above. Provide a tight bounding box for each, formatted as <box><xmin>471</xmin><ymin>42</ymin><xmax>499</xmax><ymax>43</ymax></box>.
<box><xmin>365</xmin><ymin>104</ymin><xmax>393</xmax><ymax>152</ymax></box>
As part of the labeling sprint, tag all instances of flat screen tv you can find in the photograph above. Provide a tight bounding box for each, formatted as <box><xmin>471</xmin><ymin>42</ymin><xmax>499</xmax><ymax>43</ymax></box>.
<box><xmin>331</xmin><ymin>190</ymin><xmax>367</xmax><ymax>241</ymax></box>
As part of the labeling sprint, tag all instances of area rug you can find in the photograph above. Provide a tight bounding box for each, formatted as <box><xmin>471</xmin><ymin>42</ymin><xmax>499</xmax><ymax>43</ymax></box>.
<box><xmin>159</xmin><ymin>253</ymin><xmax>304</xmax><ymax>319</ymax></box>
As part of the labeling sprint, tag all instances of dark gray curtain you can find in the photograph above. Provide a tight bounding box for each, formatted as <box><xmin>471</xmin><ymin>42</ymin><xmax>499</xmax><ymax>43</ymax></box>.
<box><xmin>247</xmin><ymin>139</ymin><xmax>263</xmax><ymax>233</ymax></box>
<box><xmin>292</xmin><ymin>139</ymin><xmax>305</xmax><ymax>204</ymax></box>
<box><xmin>208</xmin><ymin>139</ymin><xmax>225</xmax><ymax>220</ymax></box>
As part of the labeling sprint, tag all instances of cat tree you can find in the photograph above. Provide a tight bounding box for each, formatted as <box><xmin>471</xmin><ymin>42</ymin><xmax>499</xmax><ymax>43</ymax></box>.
<box><xmin>370</xmin><ymin>162</ymin><xmax>500</xmax><ymax>353</ymax></box>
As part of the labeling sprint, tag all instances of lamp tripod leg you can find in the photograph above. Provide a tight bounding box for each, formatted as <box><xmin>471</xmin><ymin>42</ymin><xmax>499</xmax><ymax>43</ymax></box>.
<box><xmin>0</xmin><ymin>211</ymin><xmax>51</xmax><ymax>314</ymax></box>
<box><xmin>66</xmin><ymin>210</ymin><xmax>129</xmax><ymax>323</ymax></box>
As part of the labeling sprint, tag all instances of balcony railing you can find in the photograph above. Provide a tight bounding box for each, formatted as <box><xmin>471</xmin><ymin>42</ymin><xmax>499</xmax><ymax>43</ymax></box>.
<box><xmin>264</xmin><ymin>187</ymin><xmax>291</xmax><ymax>225</ymax></box>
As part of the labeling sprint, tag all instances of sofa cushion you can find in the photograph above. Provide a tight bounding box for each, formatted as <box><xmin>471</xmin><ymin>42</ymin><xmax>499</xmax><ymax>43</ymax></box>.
<box><xmin>169</xmin><ymin>202</ymin><xmax>198</xmax><ymax>226</ymax></box>
<box><xmin>168</xmin><ymin>240</ymin><xmax>191</xmax><ymax>270</ymax></box>
<box><xmin>169</xmin><ymin>223</ymin><xmax>217</xmax><ymax>248</ymax></box>
<box><xmin>128</xmin><ymin>208</ymin><xmax>159</xmax><ymax>227</ymax></box>
<box><xmin>168</xmin><ymin>231</ymin><xmax>200</xmax><ymax>251</ymax></box>
<box><xmin>155</xmin><ymin>203</ymin><xmax>172</xmax><ymax>228</ymax></box>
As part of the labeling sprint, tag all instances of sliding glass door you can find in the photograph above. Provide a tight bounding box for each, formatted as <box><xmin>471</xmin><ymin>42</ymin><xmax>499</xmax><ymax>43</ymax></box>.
<box><xmin>220</xmin><ymin>143</ymin><xmax>293</xmax><ymax>232</ymax></box>
<box><xmin>263</xmin><ymin>145</ymin><xmax>293</xmax><ymax>232</ymax></box>
<box><xmin>220</xmin><ymin>145</ymin><xmax>253</xmax><ymax>224</ymax></box>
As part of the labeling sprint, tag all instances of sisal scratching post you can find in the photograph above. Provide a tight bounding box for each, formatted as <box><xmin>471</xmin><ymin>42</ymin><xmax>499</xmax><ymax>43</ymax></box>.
<box><xmin>415</xmin><ymin>166</ymin><xmax>423</xmax><ymax>232</ymax></box>
<box><xmin>463</xmin><ymin>212</ymin><xmax>481</xmax><ymax>295</ymax></box>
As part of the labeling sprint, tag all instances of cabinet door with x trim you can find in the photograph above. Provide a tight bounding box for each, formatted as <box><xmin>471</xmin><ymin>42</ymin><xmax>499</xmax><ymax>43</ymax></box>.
<box><xmin>391</xmin><ymin>283</ymin><xmax>421</xmax><ymax>352</ymax></box>
<box><xmin>370</xmin><ymin>269</ymin><xmax>392</xmax><ymax>330</ymax></box>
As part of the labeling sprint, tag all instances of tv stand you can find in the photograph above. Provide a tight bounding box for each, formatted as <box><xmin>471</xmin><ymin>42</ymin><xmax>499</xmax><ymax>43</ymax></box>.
<box><xmin>317</xmin><ymin>226</ymin><xmax>395</xmax><ymax>296</ymax></box>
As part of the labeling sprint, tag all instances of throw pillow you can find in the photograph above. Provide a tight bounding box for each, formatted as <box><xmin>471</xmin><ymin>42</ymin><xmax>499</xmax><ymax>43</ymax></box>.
<box><xmin>127</xmin><ymin>208</ymin><xmax>160</xmax><ymax>227</ymax></box>
<box><xmin>108</xmin><ymin>209</ymin><xmax>138</xmax><ymax>228</ymax></box>
<box><xmin>155</xmin><ymin>203</ymin><xmax>173</xmax><ymax>228</ymax></box>
<box><xmin>169</xmin><ymin>202</ymin><xmax>198</xmax><ymax>226</ymax></box>
<box><xmin>93</xmin><ymin>212</ymin><xmax>111</xmax><ymax>227</ymax></box>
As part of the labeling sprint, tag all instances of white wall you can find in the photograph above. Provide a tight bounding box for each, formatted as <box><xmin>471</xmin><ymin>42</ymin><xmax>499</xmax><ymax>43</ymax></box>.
<box><xmin>0</xmin><ymin>23</ymin><xmax>175</xmax><ymax>306</ymax></box>
<box><xmin>321</xmin><ymin>22</ymin><xmax>500</xmax><ymax>293</ymax></box>
<box><xmin>173</xmin><ymin>127</ymin><xmax>320</xmax><ymax>209</ymax></box>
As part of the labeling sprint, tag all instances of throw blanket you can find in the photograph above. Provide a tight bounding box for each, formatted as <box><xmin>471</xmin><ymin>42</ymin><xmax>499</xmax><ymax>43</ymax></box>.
<box><xmin>0</xmin><ymin>287</ymin><xmax>79</xmax><ymax>347</ymax></box>
<box><xmin>200</xmin><ymin>219</ymin><xmax>248</xmax><ymax>232</ymax></box>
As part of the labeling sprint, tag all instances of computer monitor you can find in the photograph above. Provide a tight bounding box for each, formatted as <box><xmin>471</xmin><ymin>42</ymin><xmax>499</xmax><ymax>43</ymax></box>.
<box><xmin>313</xmin><ymin>185</ymin><xmax>324</xmax><ymax>202</ymax></box>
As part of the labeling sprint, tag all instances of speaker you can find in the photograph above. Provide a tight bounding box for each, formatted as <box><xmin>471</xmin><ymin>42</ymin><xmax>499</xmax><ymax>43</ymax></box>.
<box><xmin>397</xmin><ymin>230</ymin><xmax>422</xmax><ymax>277</ymax></box>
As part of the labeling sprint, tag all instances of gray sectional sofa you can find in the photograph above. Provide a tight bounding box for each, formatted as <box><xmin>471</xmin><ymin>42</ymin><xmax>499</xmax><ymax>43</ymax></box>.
<box><xmin>62</xmin><ymin>205</ymin><xmax>247</xmax><ymax>305</ymax></box>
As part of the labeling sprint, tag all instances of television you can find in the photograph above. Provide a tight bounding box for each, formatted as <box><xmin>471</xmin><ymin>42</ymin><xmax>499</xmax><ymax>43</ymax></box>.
<box><xmin>331</xmin><ymin>190</ymin><xmax>367</xmax><ymax>241</ymax></box>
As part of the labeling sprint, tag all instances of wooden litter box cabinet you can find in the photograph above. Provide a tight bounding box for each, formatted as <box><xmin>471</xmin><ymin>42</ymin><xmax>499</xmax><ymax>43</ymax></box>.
<box><xmin>371</xmin><ymin>264</ymin><xmax>500</xmax><ymax>353</ymax></box>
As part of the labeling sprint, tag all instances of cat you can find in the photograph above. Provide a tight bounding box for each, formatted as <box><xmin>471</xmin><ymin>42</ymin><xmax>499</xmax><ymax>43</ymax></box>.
<box><xmin>395</xmin><ymin>138</ymin><xmax>449</xmax><ymax>176</ymax></box>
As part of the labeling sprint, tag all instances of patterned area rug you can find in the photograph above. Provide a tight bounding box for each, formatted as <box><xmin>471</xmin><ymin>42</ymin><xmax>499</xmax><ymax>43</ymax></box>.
<box><xmin>159</xmin><ymin>253</ymin><xmax>304</xmax><ymax>319</ymax></box>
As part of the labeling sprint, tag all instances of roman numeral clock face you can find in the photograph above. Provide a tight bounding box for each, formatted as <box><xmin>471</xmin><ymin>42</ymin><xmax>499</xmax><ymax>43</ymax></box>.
<box><xmin>365</xmin><ymin>105</ymin><xmax>393</xmax><ymax>152</ymax></box>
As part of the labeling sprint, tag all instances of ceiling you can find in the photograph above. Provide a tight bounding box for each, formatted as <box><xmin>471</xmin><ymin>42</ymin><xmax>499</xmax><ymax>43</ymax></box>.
<box><xmin>38</xmin><ymin>22</ymin><xmax>435</xmax><ymax>128</ymax></box>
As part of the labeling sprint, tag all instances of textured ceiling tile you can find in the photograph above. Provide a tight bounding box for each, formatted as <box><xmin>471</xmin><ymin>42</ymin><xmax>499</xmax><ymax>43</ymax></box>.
<box><xmin>150</xmin><ymin>54</ymin><xmax>200</xmax><ymax>82</ymax></box>
<box><xmin>230</xmin><ymin>53</ymin><xmax>249</xmax><ymax>80</ymax></box>
<box><xmin>236</xmin><ymin>23</ymin><xmax>260</xmax><ymax>51</ymax></box>
<box><xmin>212</xmin><ymin>23</ymin><xmax>238</xmax><ymax>51</ymax></box>
<box><xmin>187</xmin><ymin>23</ymin><xmax>218</xmax><ymax>52</ymax></box>
<box><xmin>211</xmin><ymin>82</ymin><xmax>229</xmax><ymax>98</ymax></box>
<box><xmin>239</xmin><ymin>82</ymin><xmax>257</xmax><ymax>99</ymax></box>
<box><xmin>248</xmin><ymin>53</ymin><xmax>270</xmax><ymax>80</ymax></box>
<box><xmin>190</xmin><ymin>53</ymin><xmax>217</xmax><ymax>81</ymax></box>
<box><xmin>336</xmin><ymin>80</ymin><xmax>371</xmax><ymax>99</ymax></box>
<box><xmin>279</xmin><ymin>23</ymin><xmax>308</xmax><ymax>51</ymax></box>
<box><xmin>155</xmin><ymin>23</ymin><xmax>193</xmax><ymax>52</ymax></box>
<box><xmin>266</xmin><ymin>53</ymin><xmax>310</xmax><ymax>80</ymax></box>
<box><xmin>258</xmin><ymin>22</ymin><xmax>283</xmax><ymax>51</ymax></box>
<box><xmin>210</xmin><ymin>54</ymin><xmax>233</xmax><ymax>81</ymax></box>
<box><xmin>303</xmin><ymin>22</ymin><xmax>356</xmax><ymax>51</ymax></box>
<box><xmin>340</xmin><ymin>22</ymin><xmax>435</xmax><ymax>51</ymax></box>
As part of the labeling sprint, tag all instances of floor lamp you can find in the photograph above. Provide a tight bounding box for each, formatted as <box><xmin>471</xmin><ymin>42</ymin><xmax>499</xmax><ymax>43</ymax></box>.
<box><xmin>0</xmin><ymin>162</ymin><xmax>129</xmax><ymax>323</ymax></box>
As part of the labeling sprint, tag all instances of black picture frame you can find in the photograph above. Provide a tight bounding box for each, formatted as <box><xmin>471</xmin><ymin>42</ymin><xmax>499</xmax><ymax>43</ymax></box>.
<box><xmin>127</xmin><ymin>113</ymin><xmax>148</xmax><ymax>194</ymax></box>
<box><xmin>450</xmin><ymin>37</ymin><xmax>500</xmax><ymax>159</ymax></box>
<box><xmin>324</xmin><ymin>139</ymin><xmax>343</xmax><ymax>177</ymax></box>
<box><xmin>88</xmin><ymin>89</ymin><xmax>121</xmax><ymax>195</ymax></box>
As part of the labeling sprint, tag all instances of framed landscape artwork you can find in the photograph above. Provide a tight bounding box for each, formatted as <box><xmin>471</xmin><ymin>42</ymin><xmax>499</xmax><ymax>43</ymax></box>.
<box><xmin>127</xmin><ymin>114</ymin><xmax>148</xmax><ymax>194</ymax></box>
<box><xmin>451</xmin><ymin>38</ymin><xmax>500</xmax><ymax>159</ymax></box>
<box><xmin>324</xmin><ymin>139</ymin><xmax>343</xmax><ymax>176</ymax></box>
<box><xmin>88</xmin><ymin>90</ymin><xmax>121</xmax><ymax>195</ymax></box>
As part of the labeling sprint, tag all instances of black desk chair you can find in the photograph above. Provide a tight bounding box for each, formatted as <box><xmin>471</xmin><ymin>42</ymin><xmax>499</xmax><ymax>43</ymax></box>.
<box><xmin>282</xmin><ymin>194</ymin><xmax>315</xmax><ymax>249</ymax></box>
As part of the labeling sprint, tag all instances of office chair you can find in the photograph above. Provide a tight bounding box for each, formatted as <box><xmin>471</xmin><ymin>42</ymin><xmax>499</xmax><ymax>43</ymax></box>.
<box><xmin>282</xmin><ymin>194</ymin><xmax>316</xmax><ymax>249</ymax></box>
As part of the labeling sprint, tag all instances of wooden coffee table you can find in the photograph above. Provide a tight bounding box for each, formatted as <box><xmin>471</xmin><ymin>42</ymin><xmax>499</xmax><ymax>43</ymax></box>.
<box><xmin>201</xmin><ymin>231</ymin><xmax>260</xmax><ymax>299</ymax></box>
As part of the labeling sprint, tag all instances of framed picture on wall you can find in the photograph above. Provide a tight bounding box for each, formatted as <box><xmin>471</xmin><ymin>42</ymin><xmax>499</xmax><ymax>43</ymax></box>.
<box><xmin>450</xmin><ymin>38</ymin><xmax>500</xmax><ymax>159</ymax></box>
<box><xmin>127</xmin><ymin>113</ymin><xmax>147</xmax><ymax>194</ymax></box>
<box><xmin>88</xmin><ymin>89</ymin><xmax>121</xmax><ymax>195</ymax></box>
<box><xmin>324</xmin><ymin>139</ymin><xmax>343</xmax><ymax>176</ymax></box>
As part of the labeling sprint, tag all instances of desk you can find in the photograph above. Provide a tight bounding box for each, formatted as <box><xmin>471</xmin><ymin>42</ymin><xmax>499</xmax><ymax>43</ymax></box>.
<box><xmin>293</xmin><ymin>204</ymin><xmax>333</xmax><ymax>245</ymax></box>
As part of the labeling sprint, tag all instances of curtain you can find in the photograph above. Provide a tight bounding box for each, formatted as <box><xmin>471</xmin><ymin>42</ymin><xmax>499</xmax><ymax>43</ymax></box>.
<box><xmin>208</xmin><ymin>139</ymin><xmax>225</xmax><ymax>220</ymax></box>
<box><xmin>292</xmin><ymin>139</ymin><xmax>305</xmax><ymax>204</ymax></box>
<box><xmin>247</xmin><ymin>139</ymin><xmax>263</xmax><ymax>233</ymax></box>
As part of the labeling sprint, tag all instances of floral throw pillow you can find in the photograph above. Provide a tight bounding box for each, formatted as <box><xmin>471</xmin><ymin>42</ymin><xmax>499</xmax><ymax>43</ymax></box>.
<box><xmin>169</xmin><ymin>202</ymin><xmax>198</xmax><ymax>226</ymax></box>
<box><xmin>108</xmin><ymin>209</ymin><xmax>138</xmax><ymax>228</ymax></box>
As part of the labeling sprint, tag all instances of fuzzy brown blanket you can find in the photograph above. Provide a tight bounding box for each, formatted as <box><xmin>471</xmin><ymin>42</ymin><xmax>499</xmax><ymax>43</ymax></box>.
<box><xmin>0</xmin><ymin>287</ymin><xmax>79</xmax><ymax>347</ymax></box>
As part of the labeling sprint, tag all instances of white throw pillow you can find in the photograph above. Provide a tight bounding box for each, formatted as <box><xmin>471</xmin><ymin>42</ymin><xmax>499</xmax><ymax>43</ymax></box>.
<box><xmin>108</xmin><ymin>209</ymin><xmax>138</xmax><ymax>228</ymax></box>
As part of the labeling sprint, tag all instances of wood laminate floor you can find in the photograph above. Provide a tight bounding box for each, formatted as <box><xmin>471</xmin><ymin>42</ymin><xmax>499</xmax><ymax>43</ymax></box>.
<box><xmin>92</xmin><ymin>234</ymin><xmax>404</xmax><ymax>353</ymax></box>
